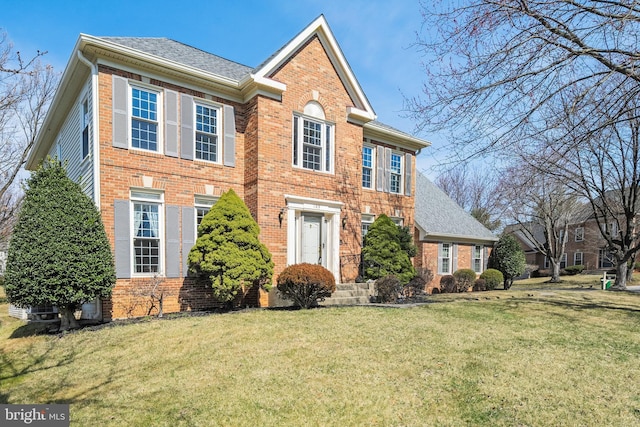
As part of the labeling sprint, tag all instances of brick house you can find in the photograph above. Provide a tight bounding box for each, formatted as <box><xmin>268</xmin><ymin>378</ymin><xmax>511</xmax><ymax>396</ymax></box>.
<box><xmin>509</xmin><ymin>207</ymin><xmax>621</xmax><ymax>274</ymax></box>
<box><xmin>25</xmin><ymin>15</ymin><xmax>429</xmax><ymax>320</ymax></box>
<box><xmin>413</xmin><ymin>172</ymin><xmax>497</xmax><ymax>292</ymax></box>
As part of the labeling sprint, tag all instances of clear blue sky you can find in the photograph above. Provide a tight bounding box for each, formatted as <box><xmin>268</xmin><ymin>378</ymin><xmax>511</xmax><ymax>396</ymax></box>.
<box><xmin>3</xmin><ymin>0</ymin><xmax>440</xmax><ymax>174</ymax></box>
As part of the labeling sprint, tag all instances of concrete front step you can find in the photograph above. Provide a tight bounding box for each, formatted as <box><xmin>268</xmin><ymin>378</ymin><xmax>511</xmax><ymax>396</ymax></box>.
<box><xmin>323</xmin><ymin>282</ymin><xmax>374</xmax><ymax>306</ymax></box>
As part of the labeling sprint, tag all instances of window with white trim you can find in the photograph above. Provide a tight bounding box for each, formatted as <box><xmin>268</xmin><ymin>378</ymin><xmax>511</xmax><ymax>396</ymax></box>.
<box><xmin>131</xmin><ymin>86</ymin><xmax>160</xmax><ymax>152</ymax></box>
<box><xmin>195</xmin><ymin>103</ymin><xmax>220</xmax><ymax>162</ymax></box>
<box><xmin>361</xmin><ymin>214</ymin><xmax>375</xmax><ymax>245</ymax></box>
<box><xmin>362</xmin><ymin>145</ymin><xmax>374</xmax><ymax>189</ymax></box>
<box><xmin>389</xmin><ymin>152</ymin><xmax>403</xmax><ymax>194</ymax></box>
<box><xmin>131</xmin><ymin>190</ymin><xmax>163</xmax><ymax>274</ymax></box>
<box><xmin>560</xmin><ymin>253</ymin><xmax>567</xmax><ymax>269</ymax></box>
<box><xmin>574</xmin><ymin>252</ymin><xmax>583</xmax><ymax>266</ymax></box>
<box><xmin>292</xmin><ymin>102</ymin><xmax>333</xmax><ymax>173</ymax></box>
<box><xmin>473</xmin><ymin>245</ymin><xmax>483</xmax><ymax>273</ymax></box>
<box><xmin>194</xmin><ymin>195</ymin><xmax>219</xmax><ymax>237</ymax></box>
<box><xmin>82</xmin><ymin>98</ymin><xmax>90</xmax><ymax>159</ymax></box>
<box><xmin>575</xmin><ymin>227</ymin><xmax>584</xmax><ymax>242</ymax></box>
<box><xmin>599</xmin><ymin>248</ymin><xmax>614</xmax><ymax>268</ymax></box>
<box><xmin>439</xmin><ymin>243</ymin><xmax>451</xmax><ymax>274</ymax></box>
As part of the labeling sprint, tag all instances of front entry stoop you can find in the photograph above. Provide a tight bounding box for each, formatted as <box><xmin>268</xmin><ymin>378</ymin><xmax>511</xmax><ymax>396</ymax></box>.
<box><xmin>322</xmin><ymin>283</ymin><xmax>374</xmax><ymax>306</ymax></box>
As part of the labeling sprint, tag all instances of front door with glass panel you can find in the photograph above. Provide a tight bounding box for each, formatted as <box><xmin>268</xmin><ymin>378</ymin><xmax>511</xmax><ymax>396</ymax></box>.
<box><xmin>301</xmin><ymin>214</ymin><xmax>324</xmax><ymax>265</ymax></box>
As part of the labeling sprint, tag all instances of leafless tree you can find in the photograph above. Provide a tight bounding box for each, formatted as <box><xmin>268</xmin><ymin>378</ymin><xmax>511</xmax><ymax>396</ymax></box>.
<box><xmin>410</xmin><ymin>1</ymin><xmax>640</xmax><ymax>289</ymax></box>
<box><xmin>500</xmin><ymin>163</ymin><xmax>581</xmax><ymax>282</ymax></box>
<box><xmin>0</xmin><ymin>32</ymin><xmax>57</xmax><ymax>244</ymax></box>
<box><xmin>435</xmin><ymin>165</ymin><xmax>502</xmax><ymax>231</ymax></box>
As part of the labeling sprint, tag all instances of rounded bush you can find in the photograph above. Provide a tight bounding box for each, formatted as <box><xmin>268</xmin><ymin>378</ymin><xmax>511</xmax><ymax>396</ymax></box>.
<box><xmin>439</xmin><ymin>275</ymin><xmax>457</xmax><ymax>293</ymax></box>
<box><xmin>563</xmin><ymin>265</ymin><xmax>584</xmax><ymax>275</ymax></box>
<box><xmin>453</xmin><ymin>268</ymin><xmax>477</xmax><ymax>292</ymax></box>
<box><xmin>277</xmin><ymin>263</ymin><xmax>336</xmax><ymax>308</ymax></box>
<box><xmin>375</xmin><ymin>275</ymin><xmax>402</xmax><ymax>303</ymax></box>
<box><xmin>480</xmin><ymin>268</ymin><xmax>504</xmax><ymax>290</ymax></box>
<box><xmin>473</xmin><ymin>278</ymin><xmax>487</xmax><ymax>292</ymax></box>
<box><xmin>403</xmin><ymin>275</ymin><xmax>426</xmax><ymax>298</ymax></box>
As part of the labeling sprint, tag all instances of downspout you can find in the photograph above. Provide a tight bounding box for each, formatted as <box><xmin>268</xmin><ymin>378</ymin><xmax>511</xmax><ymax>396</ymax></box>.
<box><xmin>76</xmin><ymin>50</ymin><xmax>101</xmax><ymax>210</ymax></box>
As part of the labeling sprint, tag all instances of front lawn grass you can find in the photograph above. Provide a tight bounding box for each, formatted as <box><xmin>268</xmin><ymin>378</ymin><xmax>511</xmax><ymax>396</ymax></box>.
<box><xmin>1</xmin><ymin>283</ymin><xmax>639</xmax><ymax>426</ymax></box>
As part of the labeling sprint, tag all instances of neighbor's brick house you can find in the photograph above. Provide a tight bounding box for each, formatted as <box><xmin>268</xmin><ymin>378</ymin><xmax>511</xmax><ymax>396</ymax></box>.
<box><xmin>26</xmin><ymin>16</ymin><xmax>429</xmax><ymax>320</ymax></box>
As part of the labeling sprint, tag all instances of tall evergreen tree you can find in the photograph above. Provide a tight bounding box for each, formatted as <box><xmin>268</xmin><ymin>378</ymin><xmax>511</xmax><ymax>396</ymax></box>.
<box><xmin>188</xmin><ymin>189</ymin><xmax>273</xmax><ymax>306</ymax></box>
<box><xmin>5</xmin><ymin>158</ymin><xmax>115</xmax><ymax>330</ymax></box>
<box><xmin>362</xmin><ymin>214</ymin><xmax>415</xmax><ymax>284</ymax></box>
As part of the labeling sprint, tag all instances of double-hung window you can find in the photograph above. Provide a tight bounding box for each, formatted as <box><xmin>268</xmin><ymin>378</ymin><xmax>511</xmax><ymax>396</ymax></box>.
<box><xmin>575</xmin><ymin>227</ymin><xmax>584</xmax><ymax>242</ymax></box>
<box><xmin>473</xmin><ymin>245</ymin><xmax>483</xmax><ymax>273</ymax></box>
<box><xmin>292</xmin><ymin>104</ymin><xmax>334</xmax><ymax>173</ymax></box>
<box><xmin>131</xmin><ymin>86</ymin><xmax>159</xmax><ymax>152</ymax></box>
<box><xmin>560</xmin><ymin>253</ymin><xmax>567</xmax><ymax>269</ymax></box>
<box><xmin>389</xmin><ymin>152</ymin><xmax>403</xmax><ymax>194</ymax></box>
<box><xmin>439</xmin><ymin>243</ymin><xmax>451</xmax><ymax>274</ymax></box>
<box><xmin>361</xmin><ymin>214</ymin><xmax>375</xmax><ymax>245</ymax></box>
<box><xmin>82</xmin><ymin>99</ymin><xmax>90</xmax><ymax>159</ymax></box>
<box><xmin>195</xmin><ymin>104</ymin><xmax>219</xmax><ymax>162</ymax></box>
<box><xmin>362</xmin><ymin>146</ymin><xmax>374</xmax><ymax>189</ymax></box>
<box><xmin>574</xmin><ymin>252</ymin><xmax>583</xmax><ymax>266</ymax></box>
<box><xmin>132</xmin><ymin>191</ymin><xmax>163</xmax><ymax>274</ymax></box>
<box><xmin>194</xmin><ymin>195</ymin><xmax>219</xmax><ymax>238</ymax></box>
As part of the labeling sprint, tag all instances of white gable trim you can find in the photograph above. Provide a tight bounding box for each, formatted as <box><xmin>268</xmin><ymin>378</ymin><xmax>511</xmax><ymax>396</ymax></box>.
<box><xmin>249</xmin><ymin>15</ymin><xmax>376</xmax><ymax>121</ymax></box>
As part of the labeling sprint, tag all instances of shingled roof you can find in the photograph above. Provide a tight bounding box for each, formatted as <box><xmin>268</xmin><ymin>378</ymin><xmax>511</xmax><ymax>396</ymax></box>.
<box><xmin>98</xmin><ymin>37</ymin><xmax>254</xmax><ymax>81</ymax></box>
<box><xmin>415</xmin><ymin>172</ymin><xmax>497</xmax><ymax>242</ymax></box>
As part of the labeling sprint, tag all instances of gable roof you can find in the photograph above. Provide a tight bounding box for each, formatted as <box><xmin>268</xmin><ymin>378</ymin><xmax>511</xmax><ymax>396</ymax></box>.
<box><xmin>98</xmin><ymin>37</ymin><xmax>253</xmax><ymax>81</ymax></box>
<box><xmin>414</xmin><ymin>172</ymin><xmax>497</xmax><ymax>243</ymax></box>
<box><xmin>27</xmin><ymin>15</ymin><xmax>427</xmax><ymax>170</ymax></box>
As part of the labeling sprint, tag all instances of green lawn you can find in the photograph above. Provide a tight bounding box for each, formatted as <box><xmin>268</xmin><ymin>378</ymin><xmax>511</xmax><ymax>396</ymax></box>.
<box><xmin>1</xmin><ymin>278</ymin><xmax>640</xmax><ymax>426</ymax></box>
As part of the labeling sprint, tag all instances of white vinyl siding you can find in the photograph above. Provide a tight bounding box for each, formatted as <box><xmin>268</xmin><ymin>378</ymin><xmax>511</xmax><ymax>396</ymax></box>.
<box><xmin>47</xmin><ymin>79</ymin><xmax>94</xmax><ymax>200</ymax></box>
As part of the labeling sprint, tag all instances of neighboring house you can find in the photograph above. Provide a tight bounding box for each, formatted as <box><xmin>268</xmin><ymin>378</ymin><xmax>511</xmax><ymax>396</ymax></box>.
<box><xmin>25</xmin><ymin>16</ymin><xmax>429</xmax><ymax>320</ymax></box>
<box><xmin>413</xmin><ymin>172</ymin><xmax>498</xmax><ymax>292</ymax></box>
<box><xmin>508</xmin><ymin>205</ymin><xmax>621</xmax><ymax>273</ymax></box>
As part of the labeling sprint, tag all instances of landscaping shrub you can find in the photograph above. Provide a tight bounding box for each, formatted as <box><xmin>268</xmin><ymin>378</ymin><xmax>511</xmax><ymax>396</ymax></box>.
<box><xmin>473</xmin><ymin>278</ymin><xmax>487</xmax><ymax>292</ymax></box>
<box><xmin>479</xmin><ymin>269</ymin><xmax>504</xmax><ymax>290</ymax></box>
<box><xmin>277</xmin><ymin>263</ymin><xmax>336</xmax><ymax>308</ymax></box>
<box><xmin>375</xmin><ymin>275</ymin><xmax>402</xmax><ymax>303</ymax></box>
<box><xmin>189</xmin><ymin>189</ymin><xmax>273</xmax><ymax>307</ymax></box>
<box><xmin>453</xmin><ymin>268</ymin><xmax>477</xmax><ymax>292</ymax></box>
<box><xmin>439</xmin><ymin>275</ymin><xmax>457</xmax><ymax>293</ymax></box>
<box><xmin>362</xmin><ymin>214</ymin><xmax>415</xmax><ymax>284</ymax></box>
<box><xmin>403</xmin><ymin>275</ymin><xmax>426</xmax><ymax>298</ymax></box>
<box><xmin>564</xmin><ymin>265</ymin><xmax>584</xmax><ymax>275</ymax></box>
<box><xmin>488</xmin><ymin>234</ymin><xmax>526</xmax><ymax>289</ymax></box>
<box><xmin>5</xmin><ymin>158</ymin><xmax>115</xmax><ymax>330</ymax></box>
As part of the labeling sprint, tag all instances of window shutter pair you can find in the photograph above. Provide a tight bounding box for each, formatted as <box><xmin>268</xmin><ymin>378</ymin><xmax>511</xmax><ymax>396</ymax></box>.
<box><xmin>113</xmin><ymin>201</ymin><xmax>195</xmax><ymax>279</ymax></box>
<box><xmin>180</xmin><ymin>94</ymin><xmax>235</xmax><ymax>166</ymax></box>
<box><xmin>111</xmin><ymin>76</ymin><xmax>235</xmax><ymax>166</ymax></box>
<box><xmin>373</xmin><ymin>145</ymin><xmax>413</xmax><ymax>195</ymax></box>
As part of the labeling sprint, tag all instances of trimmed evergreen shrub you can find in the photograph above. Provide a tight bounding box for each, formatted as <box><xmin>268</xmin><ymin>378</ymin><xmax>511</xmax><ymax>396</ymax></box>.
<box><xmin>439</xmin><ymin>275</ymin><xmax>457</xmax><ymax>293</ymax></box>
<box><xmin>362</xmin><ymin>214</ymin><xmax>416</xmax><ymax>284</ymax></box>
<box><xmin>188</xmin><ymin>188</ymin><xmax>273</xmax><ymax>307</ymax></box>
<box><xmin>453</xmin><ymin>268</ymin><xmax>477</xmax><ymax>292</ymax></box>
<box><xmin>480</xmin><ymin>268</ymin><xmax>504</xmax><ymax>290</ymax></box>
<box><xmin>488</xmin><ymin>234</ymin><xmax>526</xmax><ymax>289</ymax></box>
<box><xmin>5</xmin><ymin>158</ymin><xmax>115</xmax><ymax>330</ymax></box>
<box><xmin>563</xmin><ymin>265</ymin><xmax>584</xmax><ymax>275</ymax></box>
<box><xmin>375</xmin><ymin>275</ymin><xmax>402</xmax><ymax>303</ymax></box>
<box><xmin>277</xmin><ymin>263</ymin><xmax>336</xmax><ymax>308</ymax></box>
<box><xmin>473</xmin><ymin>278</ymin><xmax>487</xmax><ymax>292</ymax></box>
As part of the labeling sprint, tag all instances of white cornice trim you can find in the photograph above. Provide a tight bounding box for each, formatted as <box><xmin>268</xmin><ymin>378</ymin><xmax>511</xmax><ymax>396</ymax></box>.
<box><xmin>251</xmin><ymin>15</ymin><xmax>375</xmax><ymax>118</ymax></box>
<box><xmin>364</xmin><ymin>121</ymin><xmax>430</xmax><ymax>152</ymax></box>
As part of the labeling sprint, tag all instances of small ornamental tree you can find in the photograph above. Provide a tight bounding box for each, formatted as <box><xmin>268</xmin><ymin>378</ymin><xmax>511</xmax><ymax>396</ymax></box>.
<box><xmin>5</xmin><ymin>158</ymin><xmax>115</xmax><ymax>330</ymax></box>
<box><xmin>362</xmin><ymin>214</ymin><xmax>416</xmax><ymax>284</ymax></box>
<box><xmin>188</xmin><ymin>189</ymin><xmax>273</xmax><ymax>307</ymax></box>
<box><xmin>488</xmin><ymin>234</ymin><xmax>526</xmax><ymax>290</ymax></box>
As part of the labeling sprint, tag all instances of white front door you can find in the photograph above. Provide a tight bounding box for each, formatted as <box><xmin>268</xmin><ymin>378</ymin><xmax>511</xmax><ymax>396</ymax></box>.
<box><xmin>301</xmin><ymin>214</ymin><xmax>324</xmax><ymax>265</ymax></box>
